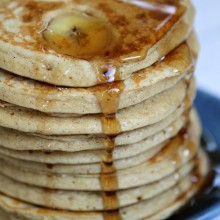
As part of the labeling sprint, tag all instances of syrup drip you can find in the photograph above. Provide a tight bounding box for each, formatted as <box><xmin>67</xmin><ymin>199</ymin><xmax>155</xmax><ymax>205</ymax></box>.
<box><xmin>100</xmin><ymin>136</ymin><xmax>122</xmax><ymax>219</ymax></box>
<box><xmin>184</xmin><ymin>39</ymin><xmax>197</xmax><ymax>111</ymax></box>
<box><xmin>94</xmin><ymin>73</ymin><xmax>124</xmax><ymax>219</ymax></box>
<box><xmin>100</xmin><ymin>124</ymin><xmax>122</xmax><ymax>219</ymax></box>
<box><xmin>15</xmin><ymin>0</ymin><xmax>186</xmax><ymax>86</ymax></box>
<box><xmin>169</xmin><ymin>164</ymin><xmax>214</xmax><ymax>219</ymax></box>
<box><xmin>172</xmin><ymin>132</ymin><xmax>197</xmax><ymax>193</ymax></box>
<box><xmin>150</xmin><ymin>128</ymin><xmax>197</xmax><ymax>166</ymax></box>
<box><xmin>96</xmin><ymin>63</ymin><xmax>121</xmax><ymax>85</ymax></box>
<box><xmin>93</xmin><ymin>80</ymin><xmax>124</xmax><ymax>116</ymax></box>
<box><xmin>151</xmin><ymin>128</ymin><xmax>199</xmax><ymax>214</ymax></box>
<box><xmin>168</xmin><ymin>168</ymin><xmax>202</xmax><ymax>218</ymax></box>
<box><xmin>183</xmin><ymin>68</ymin><xmax>194</xmax><ymax>110</ymax></box>
<box><xmin>92</xmin><ymin>0</ymin><xmax>185</xmax><ymax>84</ymax></box>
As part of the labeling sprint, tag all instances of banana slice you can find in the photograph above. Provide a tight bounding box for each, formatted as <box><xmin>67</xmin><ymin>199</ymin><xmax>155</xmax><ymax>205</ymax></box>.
<box><xmin>43</xmin><ymin>13</ymin><xmax>112</xmax><ymax>59</ymax></box>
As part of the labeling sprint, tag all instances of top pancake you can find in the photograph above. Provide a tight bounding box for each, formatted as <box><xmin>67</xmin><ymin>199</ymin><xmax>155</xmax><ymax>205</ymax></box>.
<box><xmin>0</xmin><ymin>38</ymin><xmax>197</xmax><ymax>114</ymax></box>
<box><xmin>0</xmin><ymin>0</ymin><xmax>194</xmax><ymax>86</ymax></box>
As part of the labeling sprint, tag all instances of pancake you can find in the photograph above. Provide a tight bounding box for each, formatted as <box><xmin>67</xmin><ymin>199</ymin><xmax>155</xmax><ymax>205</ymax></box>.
<box><xmin>0</xmin><ymin>176</ymin><xmax>194</xmax><ymax>220</ymax></box>
<box><xmin>0</xmin><ymin>104</ymin><xmax>186</xmax><ymax>152</ymax></box>
<box><xmin>0</xmin><ymin>114</ymin><xmax>185</xmax><ymax>164</ymax></box>
<box><xmin>0</xmin><ymin>39</ymin><xmax>195</xmax><ymax>114</ymax></box>
<box><xmin>0</xmin><ymin>130</ymin><xmax>199</xmax><ymax>191</ymax></box>
<box><xmin>0</xmin><ymin>143</ymin><xmax>165</xmax><ymax>175</ymax></box>
<box><xmin>0</xmin><ymin>0</ymin><xmax>208</xmax><ymax>219</ymax></box>
<box><xmin>0</xmin><ymin>161</ymin><xmax>194</xmax><ymax>211</ymax></box>
<box><xmin>0</xmin><ymin>78</ymin><xmax>193</xmax><ymax>135</ymax></box>
<box><xmin>148</xmin><ymin>149</ymin><xmax>209</xmax><ymax>220</ymax></box>
<box><xmin>0</xmin><ymin>148</ymin><xmax>209</xmax><ymax>220</ymax></box>
<box><xmin>0</xmin><ymin>0</ymin><xmax>194</xmax><ymax>87</ymax></box>
<box><xmin>0</xmin><ymin>111</ymin><xmax>187</xmax><ymax>174</ymax></box>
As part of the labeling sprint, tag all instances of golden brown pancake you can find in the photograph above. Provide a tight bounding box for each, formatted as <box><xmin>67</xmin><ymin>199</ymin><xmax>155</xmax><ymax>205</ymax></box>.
<box><xmin>0</xmin><ymin>149</ymin><xmax>210</xmax><ymax>220</ymax></box>
<box><xmin>0</xmin><ymin>77</ymin><xmax>194</xmax><ymax>135</ymax></box>
<box><xmin>0</xmin><ymin>39</ymin><xmax>196</xmax><ymax>114</ymax></box>
<box><xmin>0</xmin><ymin>0</ymin><xmax>194</xmax><ymax>87</ymax></box>
<box><xmin>0</xmin><ymin>0</ymin><xmax>209</xmax><ymax>219</ymax></box>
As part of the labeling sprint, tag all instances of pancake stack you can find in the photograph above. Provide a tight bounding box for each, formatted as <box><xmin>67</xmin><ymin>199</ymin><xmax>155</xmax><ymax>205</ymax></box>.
<box><xmin>0</xmin><ymin>0</ymin><xmax>210</xmax><ymax>219</ymax></box>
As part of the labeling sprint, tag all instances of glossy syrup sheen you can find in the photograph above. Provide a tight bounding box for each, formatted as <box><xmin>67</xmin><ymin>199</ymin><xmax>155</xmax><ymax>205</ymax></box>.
<box><xmin>149</xmin><ymin>129</ymin><xmax>197</xmax><ymax>165</ymax></box>
<box><xmin>0</xmin><ymin>1</ymin><xmax>190</xmax><ymax>219</ymax></box>
<box><xmin>0</xmin><ymin>0</ymin><xmax>190</xmax><ymax>89</ymax></box>
<box><xmin>0</xmin><ymin>0</ymin><xmax>186</xmax><ymax>77</ymax></box>
<box><xmin>41</xmin><ymin>0</ymin><xmax>185</xmax><ymax>59</ymax></box>
<box><xmin>1</xmin><ymin>0</ymin><xmax>185</xmax><ymax>56</ymax></box>
<box><xmin>100</xmin><ymin>107</ymin><xmax>122</xmax><ymax>218</ymax></box>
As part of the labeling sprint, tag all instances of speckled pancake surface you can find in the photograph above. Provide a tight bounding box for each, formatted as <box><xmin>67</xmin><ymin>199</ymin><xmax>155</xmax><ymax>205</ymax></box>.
<box><xmin>0</xmin><ymin>161</ymin><xmax>194</xmax><ymax>211</ymax></box>
<box><xmin>0</xmin><ymin>115</ymin><xmax>185</xmax><ymax>165</ymax></box>
<box><xmin>0</xmin><ymin>40</ymin><xmax>195</xmax><ymax>114</ymax></box>
<box><xmin>0</xmin><ymin>0</ymin><xmax>194</xmax><ymax>87</ymax></box>
<box><xmin>0</xmin><ymin>105</ymin><xmax>185</xmax><ymax>152</ymax></box>
<box><xmin>0</xmin><ymin>0</ymin><xmax>210</xmax><ymax>219</ymax></box>
<box><xmin>0</xmin><ymin>122</ymin><xmax>200</xmax><ymax>191</ymax></box>
<box><xmin>0</xmin><ymin>148</ymin><xmax>210</xmax><ymax>220</ymax></box>
<box><xmin>0</xmin><ymin>77</ymin><xmax>195</xmax><ymax>135</ymax></box>
<box><xmin>148</xmin><ymin>149</ymin><xmax>210</xmax><ymax>220</ymax></box>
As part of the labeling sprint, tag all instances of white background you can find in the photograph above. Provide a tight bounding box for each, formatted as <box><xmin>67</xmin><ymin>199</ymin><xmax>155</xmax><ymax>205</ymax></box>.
<box><xmin>193</xmin><ymin>0</ymin><xmax>220</xmax><ymax>96</ymax></box>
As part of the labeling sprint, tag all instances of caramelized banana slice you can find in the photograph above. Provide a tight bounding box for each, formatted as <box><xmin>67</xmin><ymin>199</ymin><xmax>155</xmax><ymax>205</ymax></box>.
<box><xmin>43</xmin><ymin>13</ymin><xmax>112</xmax><ymax>59</ymax></box>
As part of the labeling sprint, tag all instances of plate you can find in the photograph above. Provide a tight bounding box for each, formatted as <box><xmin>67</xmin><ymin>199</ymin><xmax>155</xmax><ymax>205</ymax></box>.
<box><xmin>169</xmin><ymin>90</ymin><xmax>220</xmax><ymax>220</ymax></box>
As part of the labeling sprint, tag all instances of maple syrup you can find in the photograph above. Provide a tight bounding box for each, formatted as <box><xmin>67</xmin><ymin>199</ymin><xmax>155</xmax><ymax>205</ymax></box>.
<box><xmin>36</xmin><ymin>0</ymin><xmax>186</xmax><ymax>84</ymax></box>
<box><xmin>149</xmin><ymin>129</ymin><xmax>197</xmax><ymax>166</ymax></box>
<box><xmin>0</xmin><ymin>1</ymin><xmax>196</xmax><ymax>218</ymax></box>
<box><xmin>94</xmin><ymin>60</ymin><xmax>123</xmax><ymax>218</ymax></box>
<box><xmin>93</xmin><ymin>80</ymin><xmax>124</xmax><ymax>116</ymax></box>
<box><xmin>0</xmin><ymin>0</ymin><xmax>190</xmax><ymax>88</ymax></box>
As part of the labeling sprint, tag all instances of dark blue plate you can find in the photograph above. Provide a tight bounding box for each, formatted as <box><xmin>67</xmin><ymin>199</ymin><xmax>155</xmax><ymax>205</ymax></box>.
<box><xmin>169</xmin><ymin>90</ymin><xmax>220</xmax><ymax>220</ymax></box>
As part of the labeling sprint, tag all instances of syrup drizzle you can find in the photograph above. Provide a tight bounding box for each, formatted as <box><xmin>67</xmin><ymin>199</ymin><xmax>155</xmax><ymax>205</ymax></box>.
<box><xmin>11</xmin><ymin>0</ymin><xmax>185</xmax><ymax>61</ymax></box>
<box><xmin>95</xmin><ymin>62</ymin><xmax>122</xmax><ymax>85</ymax></box>
<box><xmin>96</xmin><ymin>74</ymin><xmax>193</xmax><ymax>218</ymax></box>
<box><xmin>94</xmin><ymin>73</ymin><xmax>124</xmax><ymax>219</ymax></box>
<box><xmin>3</xmin><ymin>1</ymin><xmax>192</xmax><ymax>218</ymax></box>
<box><xmin>0</xmin><ymin>0</ymin><xmax>190</xmax><ymax>89</ymax></box>
<box><xmin>150</xmin><ymin>128</ymin><xmax>197</xmax><ymax>166</ymax></box>
<box><xmin>145</xmin><ymin>126</ymin><xmax>202</xmax><ymax>220</ymax></box>
<box><xmin>93</xmin><ymin>40</ymin><xmax>193</xmax><ymax>220</ymax></box>
<box><xmin>91</xmin><ymin>0</ymin><xmax>185</xmax><ymax>84</ymax></box>
<box><xmin>11</xmin><ymin>0</ymin><xmax>186</xmax><ymax>86</ymax></box>
<box><xmin>99</xmin><ymin>132</ymin><xmax>122</xmax><ymax>219</ymax></box>
<box><xmin>184</xmin><ymin>72</ymin><xmax>194</xmax><ymax>109</ymax></box>
<box><xmin>184</xmin><ymin>38</ymin><xmax>197</xmax><ymax>110</ymax></box>
<box><xmin>93</xmin><ymin>80</ymin><xmax>124</xmax><ymax>116</ymax></box>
